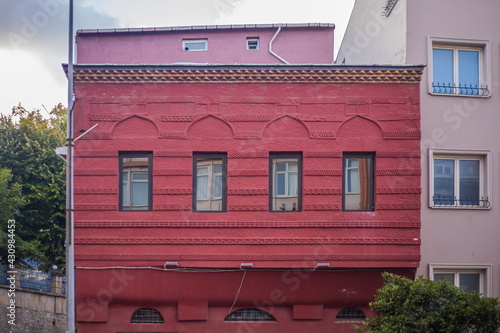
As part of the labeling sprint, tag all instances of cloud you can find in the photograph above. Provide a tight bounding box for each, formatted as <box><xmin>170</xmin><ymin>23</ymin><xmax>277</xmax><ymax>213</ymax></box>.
<box><xmin>0</xmin><ymin>0</ymin><xmax>119</xmax><ymax>81</ymax></box>
<box><xmin>81</xmin><ymin>0</ymin><xmax>242</xmax><ymax>28</ymax></box>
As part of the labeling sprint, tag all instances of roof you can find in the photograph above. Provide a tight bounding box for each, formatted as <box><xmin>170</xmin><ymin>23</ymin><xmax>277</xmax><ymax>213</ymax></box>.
<box><xmin>76</xmin><ymin>23</ymin><xmax>335</xmax><ymax>36</ymax></box>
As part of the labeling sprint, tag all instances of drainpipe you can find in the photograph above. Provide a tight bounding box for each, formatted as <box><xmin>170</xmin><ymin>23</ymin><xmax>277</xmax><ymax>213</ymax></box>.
<box><xmin>269</xmin><ymin>27</ymin><xmax>289</xmax><ymax>64</ymax></box>
<box><xmin>66</xmin><ymin>0</ymin><xmax>75</xmax><ymax>332</ymax></box>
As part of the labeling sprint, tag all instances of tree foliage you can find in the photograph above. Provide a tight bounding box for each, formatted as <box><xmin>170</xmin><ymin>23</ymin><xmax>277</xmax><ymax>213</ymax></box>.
<box><xmin>0</xmin><ymin>104</ymin><xmax>66</xmax><ymax>271</ymax></box>
<box><xmin>355</xmin><ymin>272</ymin><xmax>500</xmax><ymax>333</ymax></box>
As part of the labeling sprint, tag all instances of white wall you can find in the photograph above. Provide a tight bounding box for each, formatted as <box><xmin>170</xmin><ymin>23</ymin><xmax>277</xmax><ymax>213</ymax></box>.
<box><xmin>336</xmin><ymin>0</ymin><xmax>406</xmax><ymax>64</ymax></box>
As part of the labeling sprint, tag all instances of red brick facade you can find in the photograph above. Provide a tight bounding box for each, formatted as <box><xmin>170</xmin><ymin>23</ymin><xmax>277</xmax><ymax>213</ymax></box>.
<box><xmin>72</xmin><ymin>65</ymin><xmax>422</xmax><ymax>332</ymax></box>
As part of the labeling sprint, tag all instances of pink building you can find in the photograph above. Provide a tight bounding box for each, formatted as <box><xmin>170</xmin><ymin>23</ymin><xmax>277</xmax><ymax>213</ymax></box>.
<box><xmin>76</xmin><ymin>23</ymin><xmax>335</xmax><ymax>65</ymax></box>
<box><xmin>70</xmin><ymin>23</ymin><xmax>423</xmax><ymax>332</ymax></box>
<box><xmin>339</xmin><ymin>0</ymin><xmax>500</xmax><ymax>298</ymax></box>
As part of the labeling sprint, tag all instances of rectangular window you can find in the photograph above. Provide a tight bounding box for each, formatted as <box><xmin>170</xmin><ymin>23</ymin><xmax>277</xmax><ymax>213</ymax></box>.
<box><xmin>434</xmin><ymin>272</ymin><xmax>481</xmax><ymax>293</ymax></box>
<box><xmin>183</xmin><ymin>39</ymin><xmax>208</xmax><ymax>51</ymax></box>
<box><xmin>429</xmin><ymin>38</ymin><xmax>490</xmax><ymax>96</ymax></box>
<box><xmin>270</xmin><ymin>154</ymin><xmax>301</xmax><ymax>212</ymax></box>
<box><xmin>430</xmin><ymin>264</ymin><xmax>492</xmax><ymax>296</ymax></box>
<box><xmin>343</xmin><ymin>153</ymin><xmax>374</xmax><ymax>211</ymax></box>
<box><xmin>119</xmin><ymin>153</ymin><xmax>152</xmax><ymax>211</ymax></box>
<box><xmin>430</xmin><ymin>148</ymin><xmax>491</xmax><ymax>208</ymax></box>
<box><xmin>193</xmin><ymin>153</ymin><xmax>226</xmax><ymax>212</ymax></box>
<box><xmin>246</xmin><ymin>37</ymin><xmax>260</xmax><ymax>50</ymax></box>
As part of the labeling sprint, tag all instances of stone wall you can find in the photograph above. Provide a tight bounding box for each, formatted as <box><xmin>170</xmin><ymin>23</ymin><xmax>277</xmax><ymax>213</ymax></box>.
<box><xmin>0</xmin><ymin>285</ymin><xmax>66</xmax><ymax>333</ymax></box>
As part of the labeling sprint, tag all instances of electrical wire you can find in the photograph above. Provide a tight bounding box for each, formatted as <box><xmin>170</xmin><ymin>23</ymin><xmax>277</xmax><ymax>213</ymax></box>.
<box><xmin>228</xmin><ymin>269</ymin><xmax>247</xmax><ymax>315</ymax></box>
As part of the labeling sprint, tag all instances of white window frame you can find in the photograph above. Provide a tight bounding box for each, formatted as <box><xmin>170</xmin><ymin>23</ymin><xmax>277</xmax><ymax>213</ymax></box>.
<box><xmin>182</xmin><ymin>39</ymin><xmax>208</xmax><ymax>51</ymax></box>
<box><xmin>429</xmin><ymin>148</ymin><xmax>492</xmax><ymax>209</ymax></box>
<box><xmin>429</xmin><ymin>263</ymin><xmax>492</xmax><ymax>297</ymax></box>
<box><xmin>196</xmin><ymin>159</ymin><xmax>223</xmax><ymax>201</ymax></box>
<box><xmin>246</xmin><ymin>37</ymin><xmax>260</xmax><ymax>50</ymax></box>
<box><xmin>273</xmin><ymin>159</ymin><xmax>298</xmax><ymax>198</ymax></box>
<box><xmin>428</xmin><ymin>37</ymin><xmax>490</xmax><ymax>97</ymax></box>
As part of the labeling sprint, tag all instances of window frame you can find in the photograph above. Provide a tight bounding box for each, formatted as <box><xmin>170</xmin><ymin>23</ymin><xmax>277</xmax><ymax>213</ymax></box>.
<box><xmin>182</xmin><ymin>39</ymin><xmax>208</xmax><ymax>51</ymax></box>
<box><xmin>119</xmin><ymin>152</ymin><xmax>152</xmax><ymax>211</ymax></box>
<box><xmin>429</xmin><ymin>148</ymin><xmax>492</xmax><ymax>209</ymax></box>
<box><xmin>269</xmin><ymin>153</ymin><xmax>302</xmax><ymax>212</ymax></box>
<box><xmin>342</xmin><ymin>152</ymin><xmax>375</xmax><ymax>212</ymax></box>
<box><xmin>192</xmin><ymin>152</ymin><xmax>227</xmax><ymax>212</ymax></box>
<box><xmin>429</xmin><ymin>263</ymin><xmax>492</xmax><ymax>296</ymax></box>
<box><xmin>246</xmin><ymin>37</ymin><xmax>260</xmax><ymax>50</ymax></box>
<box><xmin>428</xmin><ymin>37</ymin><xmax>490</xmax><ymax>97</ymax></box>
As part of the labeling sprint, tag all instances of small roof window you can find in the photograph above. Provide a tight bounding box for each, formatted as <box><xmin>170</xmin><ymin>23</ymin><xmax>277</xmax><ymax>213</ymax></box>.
<box><xmin>246</xmin><ymin>37</ymin><xmax>260</xmax><ymax>50</ymax></box>
<box><xmin>183</xmin><ymin>39</ymin><xmax>208</xmax><ymax>51</ymax></box>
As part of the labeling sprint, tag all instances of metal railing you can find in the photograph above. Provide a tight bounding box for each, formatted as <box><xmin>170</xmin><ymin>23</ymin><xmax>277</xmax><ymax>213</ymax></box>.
<box><xmin>432</xmin><ymin>82</ymin><xmax>489</xmax><ymax>96</ymax></box>
<box><xmin>0</xmin><ymin>264</ymin><xmax>66</xmax><ymax>294</ymax></box>
<box><xmin>20</xmin><ymin>268</ymin><xmax>52</xmax><ymax>292</ymax></box>
<box><xmin>382</xmin><ymin>0</ymin><xmax>399</xmax><ymax>16</ymax></box>
<box><xmin>433</xmin><ymin>196</ymin><xmax>490</xmax><ymax>208</ymax></box>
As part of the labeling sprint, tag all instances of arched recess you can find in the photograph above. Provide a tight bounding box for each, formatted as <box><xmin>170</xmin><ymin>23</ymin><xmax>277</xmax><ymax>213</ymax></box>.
<box><xmin>225</xmin><ymin>308</ymin><xmax>276</xmax><ymax>322</ymax></box>
<box><xmin>186</xmin><ymin>115</ymin><xmax>234</xmax><ymax>139</ymax></box>
<box><xmin>262</xmin><ymin>115</ymin><xmax>310</xmax><ymax>139</ymax></box>
<box><xmin>111</xmin><ymin>115</ymin><xmax>159</xmax><ymax>138</ymax></box>
<box><xmin>336</xmin><ymin>116</ymin><xmax>383</xmax><ymax>140</ymax></box>
<box><xmin>130</xmin><ymin>307</ymin><xmax>165</xmax><ymax>324</ymax></box>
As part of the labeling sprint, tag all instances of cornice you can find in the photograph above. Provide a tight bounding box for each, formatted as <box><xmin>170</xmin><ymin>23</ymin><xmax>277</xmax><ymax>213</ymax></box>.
<box><xmin>70</xmin><ymin>65</ymin><xmax>424</xmax><ymax>84</ymax></box>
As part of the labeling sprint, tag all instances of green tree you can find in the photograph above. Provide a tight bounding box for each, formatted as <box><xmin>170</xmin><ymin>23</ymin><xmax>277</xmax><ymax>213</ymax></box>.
<box><xmin>355</xmin><ymin>272</ymin><xmax>500</xmax><ymax>333</ymax></box>
<box><xmin>0</xmin><ymin>104</ymin><xmax>66</xmax><ymax>271</ymax></box>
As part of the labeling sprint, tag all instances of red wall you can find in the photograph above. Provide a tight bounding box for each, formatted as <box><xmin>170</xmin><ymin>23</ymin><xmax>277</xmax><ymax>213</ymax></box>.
<box><xmin>72</xmin><ymin>71</ymin><xmax>421</xmax><ymax>332</ymax></box>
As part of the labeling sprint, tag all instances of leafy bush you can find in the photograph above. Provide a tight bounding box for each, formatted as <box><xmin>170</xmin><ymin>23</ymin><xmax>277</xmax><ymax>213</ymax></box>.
<box><xmin>355</xmin><ymin>272</ymin><xmax>500</xmax><ymax>333</ymax></box>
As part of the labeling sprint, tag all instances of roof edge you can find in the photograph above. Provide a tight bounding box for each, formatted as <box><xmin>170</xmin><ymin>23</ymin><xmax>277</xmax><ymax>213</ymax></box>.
<box><xmin>76</xmin><ymin>23</ymin><xmax>335</xmax><ymax>35</ymax></box>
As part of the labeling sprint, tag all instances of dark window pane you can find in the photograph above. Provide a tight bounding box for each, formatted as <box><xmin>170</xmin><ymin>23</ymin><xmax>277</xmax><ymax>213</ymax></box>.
<box><xmin>277</xmin><ymin>174</ymin><xmax>286</xmax><ymax>195</ymax></box>
<box><xmin>131</xmin><ymin>308</ymin><xmax>164</xmax><ymax>324</ymax></box>
<box><xmin>225</xmin><ymin>308</ymin><xmax>276</xmax><ymax>322</ymax></box>
<box><xmin>459</xmin><ymin>160</ymin><xmax>480</xmax><ymax>205</ymax></box>
<box><xmin>459</xmin><ymin>273</ymin><xmax>480</xmax><ymax>293</ymax></box>
<box><xmin>434</xmin><ymin>159</ymin><xmax>454</xmax><ymax>205</ymax></box>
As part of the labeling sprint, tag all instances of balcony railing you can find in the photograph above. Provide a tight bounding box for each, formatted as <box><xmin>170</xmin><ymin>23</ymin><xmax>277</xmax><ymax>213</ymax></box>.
<box><xmin>432</xmin><ymin>82</ymin><xmax>489</xmax><ymax>96</ymax></box>
<box><xmin>433</xmin><ymin>196</ymin><xmax>490</xmax><ymax>208</ymax></box>
<box><xmin>382</xmin><ymin>0</ymin><xmax>399</xmax><ymax>16</ymax></box>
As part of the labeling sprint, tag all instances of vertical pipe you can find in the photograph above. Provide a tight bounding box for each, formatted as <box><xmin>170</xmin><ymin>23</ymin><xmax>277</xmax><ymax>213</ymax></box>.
<box><xmin>66</xmin><ymin>0</ymin><xmax>75</xmax><ymax>332</ymax></box>
<box><xmin>269</xmin><ymin>27</ymin><xmax>289</xmax><ymax>64</ymax></box>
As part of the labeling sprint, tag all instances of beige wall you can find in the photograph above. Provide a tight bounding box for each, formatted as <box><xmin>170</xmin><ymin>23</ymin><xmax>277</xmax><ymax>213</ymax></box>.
<box><xmin>407</xmin><ymin>0</ymin><xmax>500</xmax><ymax>298</ymax></box>
<box><xmin>0</xmin><ymin>285</ymin><xmax>66</xmax><ymax>332</ymax></box>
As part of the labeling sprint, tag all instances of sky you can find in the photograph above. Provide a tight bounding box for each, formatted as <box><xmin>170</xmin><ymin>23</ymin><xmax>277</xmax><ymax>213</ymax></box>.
<box><xmin>0</xmin><ymin>0</ymin><xmax>355</xmax><ymax>116</ymax></box>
